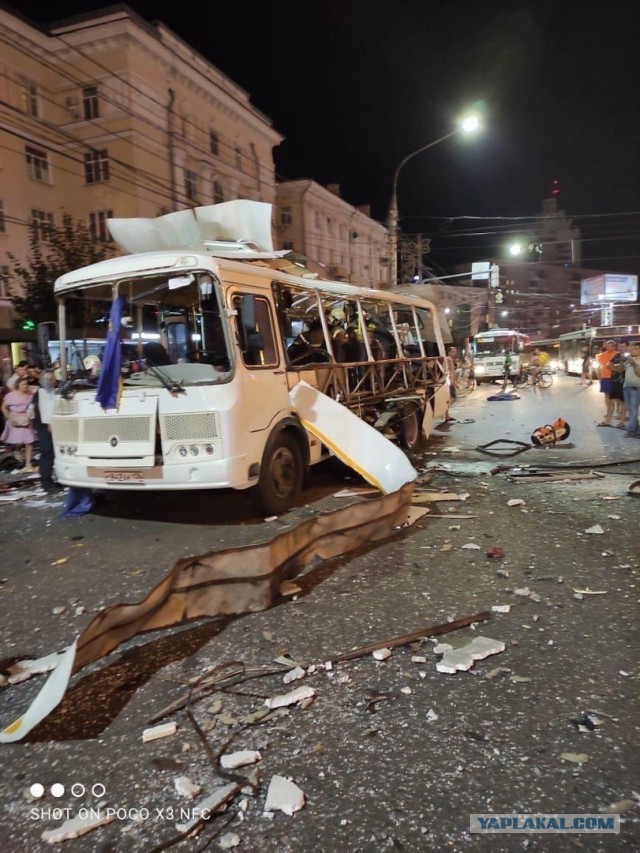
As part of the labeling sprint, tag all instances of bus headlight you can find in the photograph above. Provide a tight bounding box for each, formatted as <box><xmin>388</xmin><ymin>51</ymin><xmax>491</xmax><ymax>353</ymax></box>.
<box><xmin>189</xmin><ymin>446</ymin><xmax>199</xmax><ymax>456</ymax></box>
<box><xmin>475</xmin><ymin>364</ymin><xmax>485</xmax><ymax>375</ymax></box>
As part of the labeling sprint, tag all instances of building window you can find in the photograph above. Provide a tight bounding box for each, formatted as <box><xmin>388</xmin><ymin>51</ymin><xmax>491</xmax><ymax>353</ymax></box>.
<box><xmin>26</xmin><ymin>146</ymin><xmax>50</xmax><ymax>182</ymax></box>
<box><xmin>82</xmin><ymin>86</ymin><xmax>99</xmax><ymax>120</ymax></box>
<box><xmin>213</xmin><ymin>180</ymin><xmax>224</xmax><ymax>204</ymax></box>
<box><xmin>0</xmin><ymin>266</ymin><xmax>10</xmax><ymax>300</ymax></box>
<box><xmin>84</xmin><ymin>150</ymin><xmax>109</xmax><ymax>184</ymax></box>
<box><xmin>89</xmin><ymin>210</ymin><xmax>113</xmax><ymax>242</ymax></box>
<box><xmin>185</xmin><ymin>169</ymin><xmax>198</xmax><ymax>202</ymax></box>
<box><xmin>283</xmin><ymin>241</ymin><xmax>294</xmax><ymax>251</ymax></box>
<box><xmin>235</xmin><ymin>147</ymin><xmax>242</xmax><ymax>170</ymax></box>
<box><xmin>0</xmin><ymin>201</ymin><xmax>5</xmax><ymax>233</ymax></box>
<box><xmin>314</xmin><ymin>211</ymin><xmax>320</xmax><ymax>229</ymax></box>
<box><xmin>209</xmin><ymin>130</ymin><xmax>219</xmax><ymax>156</ymax></box>
<box><xmin>30</xmin><ymin>209</ymin><xmax>54</xmax><ymax>242</ymax></box>
<box><xmin>21</xmin><ymin>81</ymin><xmax>39</xmax><ymax>117</ymax></box>
<box><xmin>280</xmin><ymin>206</ymin><xmax>292</xmax><ymax>226</ymax></box>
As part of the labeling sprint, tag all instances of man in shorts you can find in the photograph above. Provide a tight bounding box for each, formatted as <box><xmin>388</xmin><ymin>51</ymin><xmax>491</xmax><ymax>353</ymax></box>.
<box><xmin>596</xmin><ymin>340</ymin><xmax>618</xmax><ymax>426</ymax></box>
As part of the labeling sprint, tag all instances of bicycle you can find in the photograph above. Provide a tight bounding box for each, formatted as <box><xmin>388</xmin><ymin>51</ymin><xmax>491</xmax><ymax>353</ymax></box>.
<box><xmin>514</xmin><ymin>368</ymin><xmax>553</xmax><ymax>389</ymax></box>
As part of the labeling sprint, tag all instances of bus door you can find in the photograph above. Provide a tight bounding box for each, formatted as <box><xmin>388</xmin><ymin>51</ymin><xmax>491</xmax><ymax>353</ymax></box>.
<box><xmin>231</xmin><ymin>291</ymin><xmax>290</xmax><ymax>434</ymax></box>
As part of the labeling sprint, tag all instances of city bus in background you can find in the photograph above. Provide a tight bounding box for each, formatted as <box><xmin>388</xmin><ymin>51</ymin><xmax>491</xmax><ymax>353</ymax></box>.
<box><xmin>559</xmin><ymin>325</ymin><xmax>640</xmax><ymax>376</ymax></box>
<box><xmin>529</xmin><ymin>338</ymin><xmax>561</xmax><ymax>372</ymax></box>
<box><xmin>471</xmin><ymin>329</ymin><xmax>531</xmax><ymax>383</ymax></box>
<box><xmin>51</xmin><ymin>202</ymin><xmax>450</xmax><ymax>514</ymax></box>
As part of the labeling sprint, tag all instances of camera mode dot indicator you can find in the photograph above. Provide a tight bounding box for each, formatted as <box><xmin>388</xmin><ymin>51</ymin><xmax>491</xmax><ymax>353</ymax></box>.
<box><xmin>29</xmin><ymin>783</ymin><xmax>45</xmax><ymax>799</ymax></box>
<box><xmin>51</xmin><ymin>783</ymin><xmax>65</xmax><ymax>797</ymax></box>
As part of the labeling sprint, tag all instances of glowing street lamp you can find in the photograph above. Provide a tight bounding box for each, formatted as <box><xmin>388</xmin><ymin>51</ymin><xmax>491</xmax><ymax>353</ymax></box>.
<box><xmin>387</xmin><ymin>115</ymin><xmax>481</xmax><ymax>286</ymax></box>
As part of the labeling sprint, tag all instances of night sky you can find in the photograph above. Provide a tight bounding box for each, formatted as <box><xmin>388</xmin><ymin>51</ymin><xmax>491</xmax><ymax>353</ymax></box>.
<box><xmin>13</xmin><ymin>0</ymin><xmax>640</xmax><ymax>274</ymax></box>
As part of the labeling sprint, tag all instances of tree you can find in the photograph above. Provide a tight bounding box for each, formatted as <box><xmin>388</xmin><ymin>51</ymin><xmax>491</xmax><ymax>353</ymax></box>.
<box><xmin>9</xmin><ymin>213</ymin><xmax>110</xmax><ymax>326</ymax></box>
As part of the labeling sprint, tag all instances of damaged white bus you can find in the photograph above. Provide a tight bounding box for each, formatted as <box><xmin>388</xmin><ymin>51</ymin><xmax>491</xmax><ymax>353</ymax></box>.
<box><xmin>52</xmin><ymin>202</ymin><xmax>450</xmax><ymax>513</ymax></box>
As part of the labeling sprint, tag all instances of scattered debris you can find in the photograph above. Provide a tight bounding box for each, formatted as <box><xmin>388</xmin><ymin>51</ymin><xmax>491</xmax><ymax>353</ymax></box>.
<box><xmin>264</xmin><ymin>775</ymin><xmax>306</xmax><ymax>816</ymax></box>
<box><xmin>175</xmin><ymin>782</ymin><xmax>239</xmax><ymax>833</ymax></box>
<box><xmin>435</xmin><ymin>636</ymin><xmax>505</xmax><ymax>674</ymax></box>
<box><xmin>486</xmin><ymin>546</ymin><xmax>505</xmax><ymax>559</ymax></box>
<box><xmin>513</xmin><ymin>587</ymin><xmax>541</xmax><ymax>602</ymax></box>
<box><xmin>584</xmin><ymin>524</ymin><xmax>604</xmax><ymax>535</ymax></box>
<box><xmin>602</xmin><ymin>798</ymin><xmax>638</xmax><ymax>814</ymax></box>
<box><xmin>283</xmin><ymin>666</ymin><xmax>306</xmax><ymax>684</ymax></box>
<box><xmin>491</xmin><ymin>605</ymin><xmax>511</xmax><ymax>614</ymax></box>
<box><xmin>7</xmin><ymin>651</ymin><xmax>65</xmax><ymax>685</ymax></box>
<box><xmin>572</xmin><ymin>588</ymin><xmax>608</xmax><ymax>595</ymax></box>
<box><xmin>461</xmin><ymin>543</ymin><xmax>481</xmax><ymax>550</ymax></box>
<box><xmin>560</xmin><ymin>752</ymin><xmax>589</xmax><ymax>764</ymax></box>
<box><xmin>570</xmin><ymin>713</ymin><xmax>604</xmax><ymax>733</ymax></box>
<box><xmin>142</xmin><ymin>721</ymin><xmax>178</xmax><ymax>743</ymax></box>
<box><xmin>426</xmin><ymin>708</ymin><xmax>439</xmax><ymax>721</ymax></box>
<box><xmin>372</xmin><ymin>648</ymin><xmax>392</xmax><ymax>661</ymax></box>
<box><xmin>507</xmin><ymin>499</ymin><xmax>526</xmax><ymax>507</ymax></box>
<box><xmin>219</xmin><ymin>833</ymin><xmax>241</xmax><ymax>849</ymax></box>
<box><xmin>333</xmin><ymin>487</ymin><xmax>379</xmax><ymax>498</ymax></box>
<box><xmin>174</xmin><ymin>776</ymin><xmax>201</xmax><ymax>799</ymax></box>
<box><xmin>279</xmin><ymin>580</ymin><xmax>302</xmax><ymax>597</ymax></box>
<box><xmin>220</xmin><ymin>750</ymin><xmax>262</xmax><ymax>770</ymax></box>
<box><xmin>510</xmin><ymin>675</ymin><xmax>532</xmax><ymax>684</ymax></box>
<box><xmin>411</xmin><ymin>491</ymin><xmax>470</xmax><ymax>504</ymax></box>
<box><xmin>41</xmin><ymin>811</ymin><xmax>116</xmax><ymax>843</ymax></box>
<box><xmin>485</xmin><ymin>667</ymin><xmax>511</xmax><ymax>680</ymax></box>
<box><xmin>332</xmin><ymin>610</ymin><xmax>491</xmax><ymax>664</ymax></box>
<box><xmin>264</xmin><ymin>686</ymin><xmax>316</xmax><ymax>709</ymax></box>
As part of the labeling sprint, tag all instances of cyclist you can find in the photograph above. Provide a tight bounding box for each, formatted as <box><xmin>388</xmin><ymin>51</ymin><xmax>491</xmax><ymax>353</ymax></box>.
<box><xmin>529</xmin><ymin>349</ymin><xmax>546</xmax><ymax>385</ymax></box>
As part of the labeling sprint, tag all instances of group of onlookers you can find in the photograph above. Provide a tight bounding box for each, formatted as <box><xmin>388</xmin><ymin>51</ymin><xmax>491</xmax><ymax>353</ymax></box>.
<box><xmin>0</xmin><ymin>360</ymin><xmax>61</xmax><ymax>491</ymax></box>
<box><xmin>595</xmin><ymin>340</ymin><xmax>640</xmax><ymax>438</ymax></box>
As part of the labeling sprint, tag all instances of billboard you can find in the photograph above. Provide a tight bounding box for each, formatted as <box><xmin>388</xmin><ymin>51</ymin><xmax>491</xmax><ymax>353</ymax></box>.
<box><xmin>581</xmin><ymin>274</ymin><xmax>638</xmax><ymax>305</ymax></box>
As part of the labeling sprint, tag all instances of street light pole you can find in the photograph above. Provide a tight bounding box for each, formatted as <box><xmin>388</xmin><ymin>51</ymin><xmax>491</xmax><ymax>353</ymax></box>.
<box><xmin>387</xmin><ymin>116</ymin><xmax>480</xmax><ymax>288</ymax></box>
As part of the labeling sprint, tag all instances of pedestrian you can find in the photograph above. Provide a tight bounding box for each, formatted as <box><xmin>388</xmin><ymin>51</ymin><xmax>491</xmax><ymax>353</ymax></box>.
<box><xmin>0</xmin><ymin>376</ymin><xmax>36</xmax><ymax>471</ymax></box>
<box><xmin>622</xmin><ymin>341</ymin><xmax>640</xmax><ymax>438</ymax></box>
<box><xmin>35</xmin><ymin>368</ymin><xmax>60</xmax><ymax>491</ymax></box>
<box><xmin>595</xmin><ymin>340</ymin><xmax>618</xmax><ymax>427</ymax></box>
<box><xmin>609</xmin><ymin>342</ymin><xmax>628</xmax><ymax>428</ymax></box>
<box><xmin>579</xmin><ymin>347</ymin><xmax>593</xmax><ymax>385</ymax></box>
<box><xmin>5</xmin><ymin>359</ymin><xmax>29</xmax><ymax>390</ymax></box>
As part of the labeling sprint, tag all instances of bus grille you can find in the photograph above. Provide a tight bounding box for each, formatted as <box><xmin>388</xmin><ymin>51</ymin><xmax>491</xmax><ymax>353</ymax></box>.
<box><xmin>55</xmin><ymin>419</ymin><xmax>80</xmax><ymax>442</ymax></box>
<box><xmin>54</xmin><ymin>398</ymin><xmax>78</xmax><ymax>415</ymax></box>
<box><xmin>84</xmin><ymin>416</ymin><xmax>152</xmax><ymax>443</ymax></box>
<box><xmin>162</xmin><ymin>412</ymin><xmax>219</xmax><ymax>440</ymax></box>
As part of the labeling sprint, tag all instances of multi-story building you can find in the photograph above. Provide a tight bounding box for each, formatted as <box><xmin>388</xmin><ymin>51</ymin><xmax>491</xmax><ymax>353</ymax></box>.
<box><xmin>0</xmin><ymin>4</ymin><xmax>282</xmax><ymax>336</ymax></box>
<box><xmin>275</xmin><ymin>180</ymin><xmax>389</xmax><ymax>289</ymax></box>
<box><xmin>453</xmin><ymin>197</ymin><xmax>639</xmax><ymax>339</ymax></box>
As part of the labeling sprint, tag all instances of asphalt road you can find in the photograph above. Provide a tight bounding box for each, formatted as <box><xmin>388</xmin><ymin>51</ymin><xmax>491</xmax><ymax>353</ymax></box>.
<box><xmin>0</xmin><ymin>374</ymin><xmax>638</xmax><ymax>851</ymax></box>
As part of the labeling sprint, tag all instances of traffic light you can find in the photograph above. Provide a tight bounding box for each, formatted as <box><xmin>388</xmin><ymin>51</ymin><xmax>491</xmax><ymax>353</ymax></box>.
<box><xmin>21</xmin><ymin>319</ymin><xmax>36</xmax><ymax>331</ymax></box>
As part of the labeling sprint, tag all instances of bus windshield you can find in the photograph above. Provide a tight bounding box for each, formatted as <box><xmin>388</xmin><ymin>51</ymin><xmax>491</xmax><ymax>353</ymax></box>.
<box><xmin>474</xmin><ymin>334</ymin><xmax>524</xmax><ymax>356</ymax></box>
<box><xmin>57</xmin><ymin>270</ymin><xmax>233</xmax><ymax>385</ymax></box>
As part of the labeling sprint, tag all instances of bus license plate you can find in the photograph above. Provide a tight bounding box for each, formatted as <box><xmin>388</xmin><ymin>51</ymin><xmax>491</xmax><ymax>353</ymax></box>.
<box><xmin>105</xmin><ymin>471</ymin><xmax>145</xmax><ymax>484</ymax></box>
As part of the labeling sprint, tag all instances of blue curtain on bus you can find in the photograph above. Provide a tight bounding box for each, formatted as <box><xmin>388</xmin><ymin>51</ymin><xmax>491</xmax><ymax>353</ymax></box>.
<box><xmin>95</xmin><ymin>295</ymin><xmax>125</xmax><ymax>410</ymax></box>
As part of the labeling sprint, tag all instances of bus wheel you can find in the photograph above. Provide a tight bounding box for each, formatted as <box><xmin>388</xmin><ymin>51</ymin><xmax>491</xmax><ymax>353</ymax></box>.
<box><xmin>254</xmin><ymin>432</ymin><xmax>303</xmax><ymax>515</ymax></box>
<box><xmin>400</xmin><ymin>402</ymin><xmax>423</xmax><ymax>451</ymax></box>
